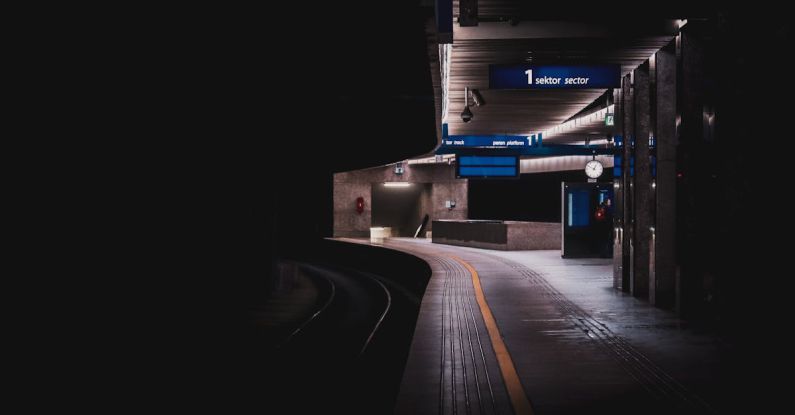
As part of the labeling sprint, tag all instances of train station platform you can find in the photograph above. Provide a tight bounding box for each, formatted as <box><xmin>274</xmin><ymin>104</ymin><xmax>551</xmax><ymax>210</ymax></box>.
<box><xmin>336</xmin><ymin>237</ymin><xmax>729</xmax><ymax>414</ymax></box>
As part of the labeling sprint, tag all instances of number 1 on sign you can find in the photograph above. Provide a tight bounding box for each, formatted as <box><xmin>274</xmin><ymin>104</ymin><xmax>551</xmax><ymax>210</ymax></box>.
<box><xmin>525</xmin><ymin>69</ymin><xmax>533</xmax><ymax>85</ymax></box>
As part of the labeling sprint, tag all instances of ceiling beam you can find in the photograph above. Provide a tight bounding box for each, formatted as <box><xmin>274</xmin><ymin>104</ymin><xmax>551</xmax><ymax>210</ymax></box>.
<box><xmin>454</xmin><ymin>20</ymin><xmax>678</xmax><ymax>41</ymax></box>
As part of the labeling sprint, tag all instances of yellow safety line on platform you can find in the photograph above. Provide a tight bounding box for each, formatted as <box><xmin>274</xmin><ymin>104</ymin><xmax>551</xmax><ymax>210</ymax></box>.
<box><xmin>450</xmin><ymin>255</ymin><xmax>535</xmax><ymax>415</ymax></box>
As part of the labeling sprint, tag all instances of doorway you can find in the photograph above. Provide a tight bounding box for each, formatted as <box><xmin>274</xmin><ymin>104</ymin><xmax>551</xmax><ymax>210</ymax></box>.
<box><xmin>561</xmin><ymin>182</ymin><xmax>614</xmax><ymax>258</ymax></box>
<box><xmin>371</xmin><ymin>183</ymin><xmax>431</xmax><ymax>237</ymax></box>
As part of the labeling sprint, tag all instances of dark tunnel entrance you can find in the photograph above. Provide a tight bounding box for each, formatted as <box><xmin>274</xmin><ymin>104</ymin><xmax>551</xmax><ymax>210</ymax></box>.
<box><xmin>371</xmin><ymin>183</ymin><xmax>431</xmax><ymax>237</ymax></box>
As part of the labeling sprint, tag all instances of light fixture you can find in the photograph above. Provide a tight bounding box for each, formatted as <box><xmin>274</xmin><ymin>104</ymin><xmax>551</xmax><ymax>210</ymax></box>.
<box><xmin>459</xmin><ymin>0</ymin><xmax>478</xmax><ymax>27</ymax></box>
<box><xmin>384</xmin><ymin>182</ymin><xmax>411</xmax><ymax>188</ymax></box>
<box><xmin>439</xmin><ymin>44</ymin><xmax>451</xmax><ymax>123</ymax></box>
<box><xmin>470</xmin><ymin>89</ymin><xmax>485</xmax><ymax>107</ymax></box>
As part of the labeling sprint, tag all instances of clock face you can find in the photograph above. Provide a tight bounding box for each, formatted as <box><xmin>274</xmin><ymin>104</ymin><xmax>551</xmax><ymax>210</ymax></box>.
<box><xmin>585</xmin><ymin>160</ymin><xmax>603</xmax><ymax>178</ymax></box>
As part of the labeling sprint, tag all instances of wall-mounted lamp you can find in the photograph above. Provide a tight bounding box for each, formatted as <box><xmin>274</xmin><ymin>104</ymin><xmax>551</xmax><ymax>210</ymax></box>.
<box><xmin>384</xmin><ymin>182</ymin><xmax>411</xmax><ymax>188</ymax></box>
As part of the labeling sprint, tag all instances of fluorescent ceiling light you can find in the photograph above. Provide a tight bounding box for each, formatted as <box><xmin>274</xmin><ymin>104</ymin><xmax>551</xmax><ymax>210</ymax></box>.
<box><xmin>440</xmin><ymin>44</ymin><xmax>452</xmax><ymax>123</ymax></box>
<box><xmin>384</xmin><ymin>182</ymin><xmax>411</xmax><ymax>187</ymax></box>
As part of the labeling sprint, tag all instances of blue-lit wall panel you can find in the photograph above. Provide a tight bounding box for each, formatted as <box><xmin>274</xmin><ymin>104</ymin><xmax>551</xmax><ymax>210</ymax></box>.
<box><xmin>567</xmin><ymin>190</ymin><xmax>590</xmax><ymax>227</ymax></box>
<box><xmin>456</xmin><ymin>155</ymin><xmax>519</xmax><ymax>178</ymax></box>
<box><xmin>459</xmin><ymin>166</ymin><xmax>517</xmax><ymax>177</ymax></box>
<box><xmin>459</xmin><ymin>156</ymin><xmax>517</xmax><ymax>166</ymax></box>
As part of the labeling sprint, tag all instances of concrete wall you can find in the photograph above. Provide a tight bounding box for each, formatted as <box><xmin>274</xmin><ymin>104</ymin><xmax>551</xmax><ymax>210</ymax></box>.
<box><xmin>433</xmin><ymin>220</ymin><xmax>560</xmax><ymax>251</ymax></box>
<box><xmin>333</xmin><ymin>163</ymin><xmax>467</xmax><ymax>238</ymax></box>
<box><xmin>333</xmin><ymin>179</ymin><xmax>372</xmax><ymax>238</ymax></box>
<box><xmin>506</xmin><ymin>221</ymin><xmax>561</xmax><ymax>250</ymax></box>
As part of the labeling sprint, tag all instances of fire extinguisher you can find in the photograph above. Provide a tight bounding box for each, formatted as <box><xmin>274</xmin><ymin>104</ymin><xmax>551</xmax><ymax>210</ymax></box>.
<box><xmin>594</xmin><ymin>205</ymin><xmax>606</xmax><ymax>221</ymax></box>
<box><xmin>356</xmin><ymin>197</ymin><xmax>365</xmax><ymax>214</ymax></box>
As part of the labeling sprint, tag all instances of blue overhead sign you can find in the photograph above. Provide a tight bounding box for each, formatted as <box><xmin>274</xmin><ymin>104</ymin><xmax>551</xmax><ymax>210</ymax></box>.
<box><xmin>456</xmin><ymin>155</ymin><xmax>519</xmax><ymax>179</ymax></box>
<box><xmin>441</xmin><ymin>135</ymin><xmax>531</xmax><ymax>147</ymax></box>
<box><xmin>436</xmin><ymin>125</ymin><xmax>544</xmax><ymax>153</ymax></box>
<box><xmin>435</xmin><ymin>123</ymin><xmax>614</xmax><ymax>157</ymax></box>
<box><xmin>489</xmin><ymin>64</ymin><xmax>621</xmax><ymax>89</ymax></box>
<box><xmin>459</xmin><ymin>156</ymin><xmax>518</xmax><ymax>166</ymax></box>
<box><xmin>437</xmin><ymin>145</ymin><xmax>613</xmax><ymax>157</ymax></box>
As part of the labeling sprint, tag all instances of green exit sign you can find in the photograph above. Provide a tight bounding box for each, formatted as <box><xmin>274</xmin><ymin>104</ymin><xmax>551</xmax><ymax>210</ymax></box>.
<box><xmin>605</xmin><ymin>114</ymin><xmax>615</xmax><ymax>126</ymax></box>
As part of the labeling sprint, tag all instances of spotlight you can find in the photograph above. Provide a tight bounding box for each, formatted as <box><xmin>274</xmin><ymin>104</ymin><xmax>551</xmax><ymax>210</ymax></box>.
<box><xmin>470</xmin><ymin>89</ymin><xmax>486</xmax><ymax>107</ymax></box>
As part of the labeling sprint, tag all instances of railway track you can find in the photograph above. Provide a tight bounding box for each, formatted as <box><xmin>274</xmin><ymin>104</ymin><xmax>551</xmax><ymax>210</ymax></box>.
<box><xmin>269</xmin><ymin>260</ymin><xmax>417</xmax><ymax>414</ymax></box>
<box><xmin>285</xmin><ymin>264</ymin><xmax>393</xmax><ymax>358</ymax></box>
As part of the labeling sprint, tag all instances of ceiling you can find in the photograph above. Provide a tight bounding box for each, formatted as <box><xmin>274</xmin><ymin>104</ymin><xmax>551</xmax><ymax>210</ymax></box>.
<box><xmin>443</xmin><ymin>4</ymin><xmax>678</xmax><ymax>142</ymax></box>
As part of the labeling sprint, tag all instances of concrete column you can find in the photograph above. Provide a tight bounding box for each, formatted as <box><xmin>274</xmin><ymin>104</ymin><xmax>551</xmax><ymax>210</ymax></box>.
<box><xmin>632</xmin><ymin>61</ymin><xmax>652</xmax><ymax>299</ymax></box>
<box><xmin>653</xmin><ymin>42</ymin><xmax>677</xmax><ymax>308</ymax></box>
<box><xmin>620</xmin><ymin>74</ymin><xmax>633</xmax><ymax>292</ymax></box>
<box><xmin>612</xmin><ymin>87</ymin><xmax>624</xmax><ymax>290</ymax></box>
<box><xmin>649</xmin><ymin>55</ymin><xmax>657</xmax><ymax>304</ymax></box>
<box><xmin>678</xmin><ymin>28</ymin><xmax>705</xmax><ymax>316</ymax></box>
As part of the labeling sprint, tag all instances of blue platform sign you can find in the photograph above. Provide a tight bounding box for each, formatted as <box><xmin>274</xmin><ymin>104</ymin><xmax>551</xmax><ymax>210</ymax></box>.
<box><xmin>441</xmin><ymin>135</ymin><xmax>531</xmax><ymax>147</ymax></box>
<box><xmin>489</xmin><ymin>64</ymin><xmax>621</xmax><ymax>89</ymax></box>
<box><xmin>456</xmin><ymin>155</ymin><xmax>519</xmax><ymax>178</ymax></box>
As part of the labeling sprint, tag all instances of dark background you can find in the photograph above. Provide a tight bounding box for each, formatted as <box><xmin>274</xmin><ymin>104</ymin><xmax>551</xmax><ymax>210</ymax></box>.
<box><xmin>372</xmin><ymin>183</ymin><xmax>431</xmax><ymax>236</ymax></box>
<box><xmin>469</xmin><ymin>170</ymin><xmax>612</xmax><ymax>222</ymax></box>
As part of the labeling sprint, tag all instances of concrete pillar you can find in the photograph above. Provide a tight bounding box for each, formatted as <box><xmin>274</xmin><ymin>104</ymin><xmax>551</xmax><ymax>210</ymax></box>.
<box><xmin>612</xmin><ymin>87</ymin><xmax>624</xmax><ymax>290</ymax></box>
<box><xmin>653</xmin><ymin>42</ymin><xmax>677</xmax><ymax>308</ymax></box>
<box><xmin>678</xmin><ymin>28</ymin><xmax>705</xmax><ymax>316</ymax></box>
<box><xmin>620</xmin><ymin>74</ymin><xmax>633</xmax><ymax>292</ymax></box>
<box><xmin>632</xmin><ymin>61</ymin><xmax>652</xmax><ymax>299</ymax></box>
<box><xmin>649</xmin><ymin>55</ymin><xmax>657</xmax><ymax>304</ymax></box>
